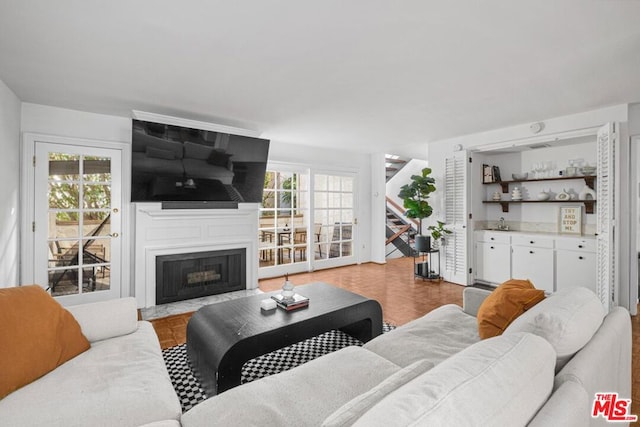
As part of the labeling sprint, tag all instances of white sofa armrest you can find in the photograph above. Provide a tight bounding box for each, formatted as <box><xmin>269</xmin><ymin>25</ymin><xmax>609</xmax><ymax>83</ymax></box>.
<box><xmin>66</xmin><ymin>297</ymin><xmax>138</xmax><ymax>342</ymax></box>
<box><xmin>462</xmin><ymin>287</ymin><xmax>492</xmax><ymax>317</ymax></box>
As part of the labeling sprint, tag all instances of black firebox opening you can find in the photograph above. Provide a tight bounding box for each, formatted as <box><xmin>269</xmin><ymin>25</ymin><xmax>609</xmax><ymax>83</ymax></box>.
<box><xmin>155</xmin><ymin>248</ymin><xmax>246</xmax><ymax>305</ymax></box>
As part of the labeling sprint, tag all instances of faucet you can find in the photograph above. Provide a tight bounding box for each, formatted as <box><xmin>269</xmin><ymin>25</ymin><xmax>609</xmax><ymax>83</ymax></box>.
<box><xmin>498</xmin><ymin>217</ymin><xmax>509</xmax><ymax>231</ymax></box>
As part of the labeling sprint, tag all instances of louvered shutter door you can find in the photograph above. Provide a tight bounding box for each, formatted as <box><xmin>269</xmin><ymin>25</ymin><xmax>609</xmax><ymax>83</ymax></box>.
<box><xmin>443</xmin><ymin>152</ymin><xmax>468</xmax><ymax>284</ymax></box>
<box><xmin>596</xmin><ymin>122</ymin><xmax>615</xmax><ymax>312</ymax></box>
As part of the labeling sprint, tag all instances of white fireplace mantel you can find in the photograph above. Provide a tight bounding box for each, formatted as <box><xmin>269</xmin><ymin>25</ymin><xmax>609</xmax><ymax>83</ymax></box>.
<box><xmin>133</xmin><ymin>203</ymin><xmax>260</xmax><ymax>308</ymax></box>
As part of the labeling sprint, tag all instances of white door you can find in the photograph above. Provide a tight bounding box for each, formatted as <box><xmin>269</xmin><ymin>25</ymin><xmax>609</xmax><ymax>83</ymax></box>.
<box><xmin>596</xmin><ymin>122</ymin><xmax>616</xmax><ymax>312</ymax></box>
<box><xmin>443</xmin><ymin>151</ymin><xmax>468</xmax><ymax>284</ymax></box>
<box><xmin>33</xmin><ymin>142</ymin><xmax>122</xmax><ymax>305</ymax></box>
<box><xmin>313</xmin><ymin>173</ymin><xmax>357</xmax><ymax>270</ymax></box>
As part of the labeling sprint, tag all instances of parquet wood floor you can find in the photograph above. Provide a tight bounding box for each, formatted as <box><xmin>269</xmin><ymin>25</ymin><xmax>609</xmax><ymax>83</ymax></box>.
<box><xmin>150</xmin><ymin>256</ymin><xmax>640</xmax><ymax>422</ymax></box>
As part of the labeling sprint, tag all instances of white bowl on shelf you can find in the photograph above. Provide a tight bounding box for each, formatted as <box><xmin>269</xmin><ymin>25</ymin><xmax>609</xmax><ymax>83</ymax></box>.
<box><xmin>512</xmin><ymin>173</ymin><xmax>528</xmax><ymax>181</ymax></box>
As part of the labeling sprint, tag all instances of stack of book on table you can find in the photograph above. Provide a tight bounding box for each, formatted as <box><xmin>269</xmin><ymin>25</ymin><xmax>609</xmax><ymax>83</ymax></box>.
<box><xmin>271</xmin><ymin>293</ymin><xmax>309</xmax><ymax>311</ymax></box>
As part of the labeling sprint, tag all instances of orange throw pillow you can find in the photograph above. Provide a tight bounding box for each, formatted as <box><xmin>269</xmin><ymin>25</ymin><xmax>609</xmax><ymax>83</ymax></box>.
<box><xmin>477</xmin><ymin>279</ymin><xmax>545</xmax><ymax>339</ymax></box>
<box><xmin>0</xmin><ymin>285</ymin><xmax>90</xmax><ymax>398</ymax></box>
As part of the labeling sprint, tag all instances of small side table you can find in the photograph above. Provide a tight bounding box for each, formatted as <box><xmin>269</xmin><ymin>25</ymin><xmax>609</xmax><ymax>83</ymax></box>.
<box><xmin>413</xmin><ymin>247</ymin><xmax>441</xmax><ymax>280</ymax></box>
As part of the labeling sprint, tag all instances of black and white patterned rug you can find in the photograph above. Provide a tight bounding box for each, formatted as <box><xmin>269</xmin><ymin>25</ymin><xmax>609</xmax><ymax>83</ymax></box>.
<box><xmin>162</xmin><ymin>323</ymin><xmax>395</xmax><ymax>412</ymax></box>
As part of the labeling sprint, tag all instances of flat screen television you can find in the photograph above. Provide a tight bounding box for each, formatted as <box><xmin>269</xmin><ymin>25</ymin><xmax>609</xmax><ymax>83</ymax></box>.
<box><xmin>131</xmin><ymin>119</ymin><xmax>270</xmax><ymax>207</ymax></box>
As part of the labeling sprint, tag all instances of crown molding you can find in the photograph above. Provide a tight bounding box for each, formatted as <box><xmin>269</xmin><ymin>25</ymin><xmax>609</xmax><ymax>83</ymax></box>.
<box><xmin>131</xmin><ymin>110</ymin><xmax>261</xmax><ymax>138</ymax></box>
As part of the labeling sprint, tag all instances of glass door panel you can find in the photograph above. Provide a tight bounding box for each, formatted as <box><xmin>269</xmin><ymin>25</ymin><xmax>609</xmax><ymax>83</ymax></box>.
<box><xmin>314</xmin><ymin>174</ymin><xmax>355</xmax><ymax>263</ymax></box>
<box><xmin>34</xmin><ymin>143</ymin><xmax>121</xmax><ymax>304</ymax></box>
<box><xmin>259</xmin><ymin>170</ymin><xmax>309</xmax><ymax>268</ymax></box>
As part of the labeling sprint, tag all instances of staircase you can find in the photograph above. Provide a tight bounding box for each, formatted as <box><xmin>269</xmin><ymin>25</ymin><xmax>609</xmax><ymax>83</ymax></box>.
<box><xmin>385</xmin><ymin>154</ymin><xmax>409</xmax><ymax>182</ymax></box>
<box><xmin>385</xmin><ymin>198</ymin><xmax>417</xmax><ymax>258</ymax></box>
<box><xmin>384</xmin><ymin>154</ymin><xmax>422</xmax><ymax>259</ymax></box>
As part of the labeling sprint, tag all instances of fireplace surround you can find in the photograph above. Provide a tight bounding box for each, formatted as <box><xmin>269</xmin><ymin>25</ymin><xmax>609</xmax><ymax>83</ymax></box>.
<box><xmin>155</xmin><ymin>248</ymin><xmax>246</xmax><ymax>305</ymax></box>
<box><xmin>134</xmin><ymin>204</ymin><xmax>259</xmax><ymax>308</ymax></box>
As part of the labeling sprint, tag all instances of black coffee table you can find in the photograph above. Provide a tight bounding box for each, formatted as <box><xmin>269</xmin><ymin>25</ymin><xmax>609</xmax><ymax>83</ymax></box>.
<box><xmin>186</xmin><ymin>282</ymin><xmax>383</xmax><ymax>396</ymax></box>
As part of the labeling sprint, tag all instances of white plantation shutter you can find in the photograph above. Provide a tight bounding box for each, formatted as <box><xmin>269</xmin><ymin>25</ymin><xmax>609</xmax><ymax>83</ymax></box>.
<box><xmin>596</xmin><ymin>122</ymin><xmax>616</xmax><ymax>312</ymax></box>
<box><xmin>443</xmin><ymin>151</ymin><xmax>468</xmax><ymax>284</ymax></box>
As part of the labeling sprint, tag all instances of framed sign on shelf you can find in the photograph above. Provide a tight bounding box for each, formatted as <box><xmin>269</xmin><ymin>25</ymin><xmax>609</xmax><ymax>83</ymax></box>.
<box><xmin>559</xmin><ymin>206</ymin><xmax>583</xmax><ymax>235</ymax></box>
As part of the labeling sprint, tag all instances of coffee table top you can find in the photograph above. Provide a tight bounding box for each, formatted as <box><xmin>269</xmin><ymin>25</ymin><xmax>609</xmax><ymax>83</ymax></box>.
<box><xmin>191</xmin><ymin>282</ymin><xmax>375</xmax><ymax>341</ymax></box>
<box><xmin>186</xmin><ymin>281</ymin><xmax>383</xmax><ymax>395</ymax></box>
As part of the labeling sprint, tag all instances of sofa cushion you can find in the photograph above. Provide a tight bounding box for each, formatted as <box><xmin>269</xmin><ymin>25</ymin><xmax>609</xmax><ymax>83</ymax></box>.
<box><xmin>65</xmin><ymin>297</ymin><xmax>138</xmax><ymax>342</ymax></box>
<box><xmin>181</xmin><ymin>346</ymin><xmax>402</xmax><ymax>427</ymax></box>
<box><xmin>0</xmin><ymin>321</ymin><xmax>181</xmax><ymax>427</ymax></box>
<box><xmin>504</xmin><ymin>287</ymin><xmax>605</xmax><ymax>371</ymax></box>
<box><xmin>363</xmin><ymin>304</ymin><xmax>480</xmax><ymax>367</ymax></box>
<box><xmin>0</xmin><ymin>285</ymin><xmax>90</xmax><ymax>398</ymax></box>
<box><xmin>477</xmin><ymin>279</ymin><xmax>546</xmax><ymax>339</ymax></box>
<box><xmin>352</xmin><ymin>333</ymin><xmax>556</xmax><ymax>427</ymax></box>
<box><xmin>322</xmin><ymin>359</ymin><xmax>434</xmax><ymax>427</ymax></box>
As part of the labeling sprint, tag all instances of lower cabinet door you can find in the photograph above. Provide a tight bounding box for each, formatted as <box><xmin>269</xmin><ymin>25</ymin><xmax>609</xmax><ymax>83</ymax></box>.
<box><xmin>511</xmin><ymin>245</ymin><xmax>554</xmax><ymax>292</ymax></box>
<box><xmin>475</xmin><ymin>242</ymin><xmax>510</xmax><ymax>284</ymax></box>
<box><xmin>555</xmin><ymin>250</ymin><xmax>597</xmax><ymax>293</ymax></box>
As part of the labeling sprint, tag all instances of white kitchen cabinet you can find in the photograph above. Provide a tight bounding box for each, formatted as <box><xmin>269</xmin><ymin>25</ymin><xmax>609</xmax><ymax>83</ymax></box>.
<box><xmin>474</xmin><ymin>231</ymin><xmax>511</xmax><ymax>284</ymax></box>
<box><xmin>511</xmin><ymin>245</ymin><xmax>555</xmax><ymax>292</ymax></box>
<box><xmin>555</xmin><ymin>238</ymin><xmax>597</xmax><ymax>293</ymax></box>
<box><xmin>473</xmin><ymin>231</ymin><xmax>596</xmax><ymax>293</ymax></box>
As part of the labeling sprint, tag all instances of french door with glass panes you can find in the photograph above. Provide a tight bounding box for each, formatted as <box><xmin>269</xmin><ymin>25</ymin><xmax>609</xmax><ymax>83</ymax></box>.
<box><xmin>33</xmin><ymin>142</ymin><xmax>121</xmax><ymax>305</ymax></box>
<box><xmin>313</xmin><ymin>173</ymin><xmax>356</xmax><ymax>269</ymax></box>
<box><xmin>259</xmin><ymin>169</ymin><xmax>310</xmax><ymax>271</ymax></box>
<box><xmin>258</xmin><ymin>168</ymin><xmax>356</xmax><ymax>274</ymax></box>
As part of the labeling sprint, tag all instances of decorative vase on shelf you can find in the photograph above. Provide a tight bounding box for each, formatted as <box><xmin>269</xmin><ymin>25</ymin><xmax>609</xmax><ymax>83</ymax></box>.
<box><xmin>511</xmin><ymin>187</ymin><xmax>522</xmax><ymax>201</ymax></box>
<box><xmin>281</xmin><ymin>273</ymin><xmax>295</xmax><ymax>301</ymax></box>
<box><xmin>579</xmin><ymin>185</ymin><xmax>596</xmax><ymax>200</ymax></box>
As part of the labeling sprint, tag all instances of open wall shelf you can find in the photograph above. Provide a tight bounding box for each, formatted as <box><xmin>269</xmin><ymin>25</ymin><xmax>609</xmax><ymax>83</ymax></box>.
<box><xmin>483</xmin><ymin>199</ymin><xmax>596</xmax><ymax>214</ymax></box>
<box><xmin>483</xmin><ymin>175</ymin><xmax>596</xmax><ymax>193</ymax></box>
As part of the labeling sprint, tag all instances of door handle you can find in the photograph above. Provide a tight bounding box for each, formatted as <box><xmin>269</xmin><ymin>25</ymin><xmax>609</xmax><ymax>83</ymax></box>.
<box><xmin>109</xmin><ymin>232</ymin><xmax>119</xmax><ymax>238</ymax></box>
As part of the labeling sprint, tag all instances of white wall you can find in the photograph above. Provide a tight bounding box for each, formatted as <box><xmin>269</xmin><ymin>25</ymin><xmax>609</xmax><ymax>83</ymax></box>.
<box><xmin>0</xmin><ymin>79</ymin><xmax>21</xmax><ymax>287</ymax></box>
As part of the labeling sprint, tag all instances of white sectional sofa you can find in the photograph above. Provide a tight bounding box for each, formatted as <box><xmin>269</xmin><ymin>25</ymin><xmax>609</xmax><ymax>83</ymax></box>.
<box><xmin>0</xmin><ymin>287</ymin><xmax>631</xmax><ymax>426</ymax></box>
<box><xmin>180</xmin><ymin>287</ymin><xmax>632</xmax><ymax>427</ymax></box>
<box><xmin>0</xmin><ymin>297</ymin><xmax>182</xmax><ymax>427</ymax></box>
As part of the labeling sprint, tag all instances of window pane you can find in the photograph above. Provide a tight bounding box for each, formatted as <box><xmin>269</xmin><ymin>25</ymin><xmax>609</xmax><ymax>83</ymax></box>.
<box><xmin>49</xmin><ymin>183</ymin><xmax>79</xmax><ymax>209</ymax></box>
<box><xmin>49</xmin><ymin>212</ymin><xmax>79</xmax><ymax>239</ymax></box>
<box><xmin>50</xmin><ymin>269</ymin><xmax>79</xmax><ymax>297</ymax></box>
<box><xmin>83</xmin><ymin>184</ymin><xmax>111</xmax><ymax>209</ymax></box>
<box><xmin>83</xmin><ymin>212</ymin><xmax>110</xmax><ymax>237</ymax></box>
<box><xmin>315</xmin><ymin>174</ymin><xmax>327</xmax><ymax>191</ymax></box>
<box><xmin>49</xmin><ymin>153</ymin><xmax>80</xmax><ymax>179</ymax></box>
<box><xmin>48</xmin><ymin>241</ymin><xmax>79</xmax><ymax>268</ymax></box>
<box><xmin>327</xmin><ymin>176</ymin><xmax>341</xmax><ymax>191</ymax></box>
<box><xmin>341</xmin><ymin>193</ymin><xmax>353</xmax><ymax>208</ymax></box>
<box><xmin>83</xmin><ymin>156</ymin><xmax>111</xmax><ymax>182</ymax></box>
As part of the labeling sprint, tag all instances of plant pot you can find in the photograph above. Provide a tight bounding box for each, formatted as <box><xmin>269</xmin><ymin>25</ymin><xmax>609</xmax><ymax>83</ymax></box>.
<box><xmin>415</xmin><ymin>235</ymin><xmax>431</xmax><ymax>252</ymax></box>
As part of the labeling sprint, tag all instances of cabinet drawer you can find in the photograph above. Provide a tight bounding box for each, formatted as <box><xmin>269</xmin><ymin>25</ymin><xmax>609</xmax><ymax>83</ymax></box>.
<box><xmin>555</xmin><ymin>238</ymin><xmax>596</xmax><ymax>252</ymax></box>
<box><xmin>475</xmin><ymin>231</ymin><xmax>511</xmax><ymax>244</ymax></box>
<box><xmin>511</xmin><ymin>235</ymin><xmax>554</xmax><ymax>249</ymax></box>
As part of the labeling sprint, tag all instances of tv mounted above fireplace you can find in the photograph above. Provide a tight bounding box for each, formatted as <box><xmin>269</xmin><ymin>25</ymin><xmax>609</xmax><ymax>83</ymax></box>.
<box><xmin>131</xmin><ymin>119</ymin><xmax>270</xmax><ymax>208</ymax></box>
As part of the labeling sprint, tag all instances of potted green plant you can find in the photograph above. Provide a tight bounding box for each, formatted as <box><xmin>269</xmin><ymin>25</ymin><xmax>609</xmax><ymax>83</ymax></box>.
<box><xmin>427</xmin><ymin>221</ymin><xmax>453</xmax><ymax>249</ymax></box>
<box><xmin>397</xmin><ymin>167</ymin><xmax>436</xmax><ymax>252</ymax></box>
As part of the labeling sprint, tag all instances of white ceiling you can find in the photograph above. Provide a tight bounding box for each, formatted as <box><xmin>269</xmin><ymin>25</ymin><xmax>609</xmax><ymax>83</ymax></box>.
<box><xmin>1</xmin><ymin>1</ymin><xmax>639</xmax><ymax>156</ymax></box>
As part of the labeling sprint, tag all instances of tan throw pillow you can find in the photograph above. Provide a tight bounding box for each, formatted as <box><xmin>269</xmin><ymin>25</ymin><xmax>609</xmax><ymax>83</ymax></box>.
<box><xmin>477</xmin><ymin>279</ymin><xmax>545</xmax><ymax>339</ymax></box>
<box><xmin>0</xmin><ymin>285</ymin><xmax>90</xmax><ymax>398</ymax></box>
